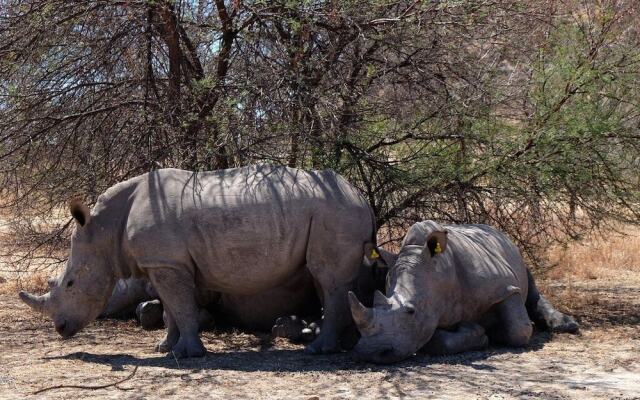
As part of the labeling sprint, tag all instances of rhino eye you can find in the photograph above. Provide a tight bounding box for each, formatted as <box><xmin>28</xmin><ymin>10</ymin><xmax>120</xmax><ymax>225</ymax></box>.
<box><xmin>66</xmin><ymin>280</ymin><xmax>74</xmax><ymax>288</ymax></box>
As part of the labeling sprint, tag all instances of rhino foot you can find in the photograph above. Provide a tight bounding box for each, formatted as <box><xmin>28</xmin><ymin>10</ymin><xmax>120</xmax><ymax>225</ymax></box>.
<box><xmin>155</xmin><ymin>341</ymin><xmax>171</xmax><ymax>353</ymax></box>
<box><xmin>423</xmin><ymin>323</ymin><xmax>489</xmax><ymax>356</ymax></box>
<box><xmin>300</xmin><ymin>321</ymin><xmax>321</xmax><ymax>343</ymax></box>
<box><xmin>170</xmin><ymin>336</ymin><xmax>207</xmax><ymax>359</ymax></box>
<box><xmin>136</xmin><ymin>300</ymin><xmax>164</xmax><ymax>330</ymax></box>
<box><xmin>475</xmin><ymin>334</ymin><xmax>489</xmax><ymax>351</ymax></box>
<box><xmin>155</xmin><ymin>338</ymin><xmax>175</xmax><ymax>353</ymax></box>
<box><xmin>548</xmin><ymin>313</ymin><xmax>579</xmax><ymax>334</ymax></box>
<box><xmin>155</xmin><ymin>313</ymin><xmax>179</xmax><ymax>353</ymax></box>
<box><xmin>272</xmin><ymin>316</ymin><xmax>305</xmax><ymax>342</ymax></box>
<box><xmin>305</xmin><ymin>333</ymin><xmax>339</xmax><ymax>354</ymax></box>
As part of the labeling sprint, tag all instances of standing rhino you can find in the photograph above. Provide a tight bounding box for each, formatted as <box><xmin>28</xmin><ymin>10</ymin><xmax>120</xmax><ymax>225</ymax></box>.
<box><xmin>349</xmin><ymin>221</ymin><xmax>578</xmax><ymax>363</ymax></box>
<box><xmin>19</xmin><ymin>165</ymin><xmax>376</xmax><ymax>357</ymax></box>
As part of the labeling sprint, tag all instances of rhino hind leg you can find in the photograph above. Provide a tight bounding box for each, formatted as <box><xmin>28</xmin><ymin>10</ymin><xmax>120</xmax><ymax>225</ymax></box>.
<box><xmin>525</xmin><ymin>269</ymin><xmax>579</xmax><ymax>334</ymax></box>
<box><xmin>148</xmin><ymin>267</ymin><xmax>206</xmax><ymax>358</ymax></box>
<box><xmin>305</xmin><ymin>243</ymin><xmax>364</xmax><ymax>354</ymax></box>
<box><xmin>155</xmin><ymin>310</ymin><xmax>179</xmax><ymax>352</ymax></box>
<box><xmin>487</xmin><ymin>293</ymin><xmax>533</xmax><ymax>347</ymax></box>
<box><xmin>422</xmin><ymin>322</ymin><xmax>489</xmax><ymax>356</ymax></box>
<box><xmin>304</xmin><ymin>284</ymin><xmax>349</xmax><ymax>354</ymax></box>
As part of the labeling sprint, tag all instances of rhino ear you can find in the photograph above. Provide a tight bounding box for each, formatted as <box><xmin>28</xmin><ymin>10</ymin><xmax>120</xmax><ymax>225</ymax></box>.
<box><xmin>69</xmin><ymin>198</ymin><xmax>91</xmax><ymax>227</ymax></box>
<box><xmin>363</xmin><ymin>242</ymin><xmax>384</xmax><ymax>265</ymax></box>
<box><xmin>424</xmin><ymin>229</ymin><xmax>448</xmax><ymax>258</ymax></box>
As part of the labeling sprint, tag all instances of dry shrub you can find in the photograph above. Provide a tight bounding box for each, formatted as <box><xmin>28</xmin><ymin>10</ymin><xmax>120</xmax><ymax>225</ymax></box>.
<box><xmin>0</xmin><ymin>271</ymin><xmax>49</xmax><ymax>295</ymax></box>
<box><xmin>545</xmin><ymin>225</ymin><xmax>640</xmax><ymax>281</ymax></box>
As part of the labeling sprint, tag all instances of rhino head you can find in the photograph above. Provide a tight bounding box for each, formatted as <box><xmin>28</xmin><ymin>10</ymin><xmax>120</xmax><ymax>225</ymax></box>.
<box><xmin>19</xmin><ymin>199</ymin><xmax>117</xmax><ymax>338</ymax></box>
<box><xmin>349</xmin><ymin>222</ymin><xmax>448</xmax><ymax>363</ymax></box>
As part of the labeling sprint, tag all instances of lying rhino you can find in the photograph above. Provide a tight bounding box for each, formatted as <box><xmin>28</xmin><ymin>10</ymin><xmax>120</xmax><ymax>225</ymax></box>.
<box><xmin>349</xmin><ymin>221</ymin><xmax>578</xmax><ymax>363</ymax></box>
<box><xmin>20</xmin><ymin>165</ymin><xmax>376</xmax><ymax>357</ymax></box>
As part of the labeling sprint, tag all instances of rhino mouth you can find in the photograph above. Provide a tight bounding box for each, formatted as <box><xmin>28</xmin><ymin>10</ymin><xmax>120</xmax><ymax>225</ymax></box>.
<box><xmin>352</xmin><ymin>344</ymin><xmax>410</xmax><ymax>364</ymax></box>
<box><xmin>55</xmin><ymin>319</ymin><xmax>80</xmax><ymax>338</ymax></box>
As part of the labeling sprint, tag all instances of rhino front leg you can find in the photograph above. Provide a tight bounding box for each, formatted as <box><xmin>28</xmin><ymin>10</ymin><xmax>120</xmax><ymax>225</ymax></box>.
<box><xmin>525</xmin><ymin>268</ymin><xmax>579</xmax><ymax>333</ymax></box>
<box><xmin>489</xmin><ymin>293</ymin><xmax>533</xmax><ymax>347</ymax></box>
<box><xmin>422</xmin><ymin>322</ymin><xmax>489</xmax><ymax>356</ymax></box>
<box><xmin>147</xmin><ymin>268</ymin><xmax>206</xmax><ymax>358</ymax></box>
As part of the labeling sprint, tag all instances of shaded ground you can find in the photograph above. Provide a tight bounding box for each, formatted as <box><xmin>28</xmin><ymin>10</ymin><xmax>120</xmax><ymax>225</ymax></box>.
<box><xmin>1</xmin><ymin>275</ymin><xmax>639</xmax><ymax>399</ymax></box>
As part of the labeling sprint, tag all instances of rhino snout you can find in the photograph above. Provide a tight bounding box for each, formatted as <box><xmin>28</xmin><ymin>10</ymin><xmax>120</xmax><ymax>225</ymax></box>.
<box><xmin>55</xmin><ymin>320</ymin><xmax>67</xmax><ymax>335</ymax></box>
<box><xmin>54</xmin><ymin>318</ymin><xmax>79</xmax><ymax>338</ymax></box>
<box><xmin>352</xmin><ymin>344</ymin><xmax>408</xmax><ymax>364</ymax></box>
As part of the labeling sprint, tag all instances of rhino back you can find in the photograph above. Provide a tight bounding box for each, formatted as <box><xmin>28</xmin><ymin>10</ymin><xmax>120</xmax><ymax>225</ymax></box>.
<box><xmin>117</xmin><ymin>165</ymin><xmax>372</xmax><ymax>294</ymax></box>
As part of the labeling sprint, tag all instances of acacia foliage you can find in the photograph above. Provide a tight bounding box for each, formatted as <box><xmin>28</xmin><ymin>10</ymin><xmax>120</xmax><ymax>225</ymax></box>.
<box><xmin>0</xmin><ymin>0</ymin><xmax>638</xmax><ymax>268</ymax></box>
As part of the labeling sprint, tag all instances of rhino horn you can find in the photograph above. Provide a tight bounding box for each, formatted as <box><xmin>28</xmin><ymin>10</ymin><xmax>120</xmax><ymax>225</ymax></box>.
<box><xmin>19</xmin><ymin>291</ymin><xmax>51</xmax><ymax>315</ymax></box>
<box><xmin>373</xmin><ymin>290</ymin><xmax>390</xmax><ymax>307</ymax></box>
<box><xmin>348</xmin><ymin>291</ymin><xmax>374</xmax><ymax>332</ymax></box>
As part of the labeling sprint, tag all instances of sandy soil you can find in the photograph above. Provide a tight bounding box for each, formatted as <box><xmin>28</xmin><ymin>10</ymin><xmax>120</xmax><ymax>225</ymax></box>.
<box><xmin>1</xmin><ymin>275</ymin><xmax>638</xmax><ymax>400</ymax></box>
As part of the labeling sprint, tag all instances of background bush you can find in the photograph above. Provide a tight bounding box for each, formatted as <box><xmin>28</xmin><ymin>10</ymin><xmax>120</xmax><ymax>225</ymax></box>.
<box><xmin>1</xmin><ymin>0</ymin><xmax>638</xmax><ymax>271</ymax></box>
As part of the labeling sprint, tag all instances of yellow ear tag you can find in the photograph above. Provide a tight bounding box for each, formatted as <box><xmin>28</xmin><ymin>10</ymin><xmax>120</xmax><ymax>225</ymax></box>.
<box><xmin>434</xmin><ymin>242</ymin><xmax>443</xmax><ymax>254</ymax></box>
<box><xmin>370</xmin><ymin>249</ymin><xmax>380</xmax><ymax>259</ymax></box>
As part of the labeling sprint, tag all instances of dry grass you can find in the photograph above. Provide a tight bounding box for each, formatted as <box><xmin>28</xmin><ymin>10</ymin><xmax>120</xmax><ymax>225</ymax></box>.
<box><xmin>0</xmin><ymin>271</ymin><xmax>49</xmax><ymax>295</ymax></box>
<box><xmin>545</xmin><ymin>225</ymin><xmax>640</xmax><ymax>281</ymax></box>
<box><xmin>535</xmin><ymin>225</ymin><xmax>640</xmax><ymax>337</ymax></box>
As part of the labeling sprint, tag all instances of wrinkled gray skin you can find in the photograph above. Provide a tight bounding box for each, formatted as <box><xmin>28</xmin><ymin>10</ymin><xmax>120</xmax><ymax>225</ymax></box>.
<box><xmin>19</xmin><ymin>165</ymin><xmax>375</xmax><ymax>358</ymax></box>
<box><xmin>349</xmin><ymin>221</ymin><xmax>578</xmax><ymax>364</ymax></box>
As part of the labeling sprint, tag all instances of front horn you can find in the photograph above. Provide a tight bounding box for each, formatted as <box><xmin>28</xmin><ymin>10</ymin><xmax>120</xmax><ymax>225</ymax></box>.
<box><xmin>19</xmin><ymin>291</ymin><xmax>51</xmax><ymax>315</ymax></box>
<box><xmin>348</xmin><ymin>291</ymin><xmax>374</xmax><ymax>333</ymax></box>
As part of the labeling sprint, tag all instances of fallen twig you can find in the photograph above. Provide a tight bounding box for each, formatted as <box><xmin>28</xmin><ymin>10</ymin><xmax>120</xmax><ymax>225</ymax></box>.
<box><xmin>32</xmin><ymin>366</ymin><xmax>138</xmax><ymax>395</ymax></box>
<box><xmin>171</xmin><ymin>350</ymin><xmax>181</xmax><ymax>368</ymax></box>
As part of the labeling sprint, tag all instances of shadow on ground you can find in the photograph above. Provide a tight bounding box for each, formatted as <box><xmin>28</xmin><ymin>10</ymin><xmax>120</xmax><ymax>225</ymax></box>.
<box><xmin>42</xmin><ymin>330</ymin><xmax>554</xmax><ymax>373</ymax></box>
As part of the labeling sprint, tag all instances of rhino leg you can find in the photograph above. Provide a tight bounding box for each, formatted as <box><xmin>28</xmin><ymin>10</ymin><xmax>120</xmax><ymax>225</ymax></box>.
<box><xmin>422</xmin><ymin>322</ymin><xmax>489</xmax><ymax>356</ymax></box>
<box><xmin>525</xmin><ymin>268</ymin><xmax>579</xmax><ymax>333</ymax></box>
<box><xmin>148</xmin><ymin>268</ymin><xmax>206</xmax><ymax>358</ymax></box>
<box><xmin>155</xmin><ymin>311</ymin><xmax>179</xmax><ymax>352</ymax></box>
<box><xmin>305</xmin><ymin>245</ymin><xmax>363</xmax><ymax>354</ymax></box>
<box><xmin>488</xmin><ymin>293</ymin><xmax>533</xmax><ymax>347</ymax></box>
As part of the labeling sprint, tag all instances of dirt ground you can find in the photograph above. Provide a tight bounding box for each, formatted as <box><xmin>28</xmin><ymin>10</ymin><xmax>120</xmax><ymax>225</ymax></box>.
<box><xmin>1</xmin><ymin>273</ymin><xmax>639</xmax><ymax>400</ymax></box>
